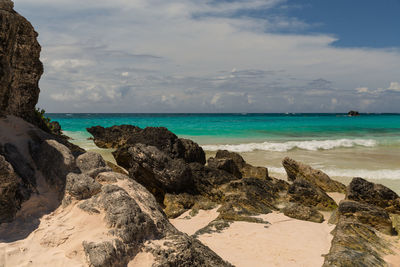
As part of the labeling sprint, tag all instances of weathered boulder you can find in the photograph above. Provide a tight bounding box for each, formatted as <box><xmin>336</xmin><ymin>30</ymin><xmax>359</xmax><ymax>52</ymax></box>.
<box><xmin>281</xmin><ymin>203</ymin><xmax>324</xmax><ymax>223</ymax></box>
<box><xmin>163</xmin><ymin>193</ymin><xmax>217</xmax><ymax>218</ymax></box>
<box><xmin>180</xmin><ymin>138</ymin><xmax>206</xmax><ymax>165</ymax></box>
<box><xmin>0</xmin><ymin>154</ymin><xmax>22</xmax><ymax>223</ymax></box>
<box><xmin>215</xmin><ymin>150</ymin><xmax>269</xmax><ymax>179</ymax></box>
<box><xmin>217</xmin><ymin>178</ymin><xmax>279</xmax><ymax>220</ymax></box>
<box><xmin>87</xmin><ymin>125</ymin><xmax>205</xmax><ymax>164</ymax></box>
<box><xmin>347</xmin><ymin>177</ymin><xmax>400</xmax><ymax>214</ymax></box>
<box><xmin>323</xmin><ymin>219</ymin><xmax>392</xmax><ymax>267</ymax></box>
<box><xmin>282</xmin><ymin>157</ymin><xmax>346</xmax><ymax>193</ymax></box>
<box><xmin>0</xmin><ymin>0</ymin><xmax>43</xmax><ymax>122</ymax></box>
<box><xmin>33</xmin><ymin>139</ymin><xmax>77</xmax><ymax>196</ymax></box>
<box><xmin>114</xmin><ymin>144</ymin><xmax>194</xmax><ymax>203</ymax></box>
<box><xmin>65</xmin><ymin>173</ymin><xmax>102</xmax><ymax>200</ymax></box>
<box><xmin>287</xmin><ymin>178</ymin><xmax>338</xmax><ymax>211</ymax></box>
<box><xmin>207</xmin><ymin>157</ymin><xmax>242</xmax><ymax>179</ymax></box>
<box><xmin>337</xmin><ymin>200</ymin><xmax>394</xmax><ymax>235</ymax></box>
<box><xmin>76</xmin><ymin>171</ymin><xmax>231</xmax><ymax>267</ymax></box>
<box><xmin>76</xmin><ymin>152</ymin><xmax>107</xmax><ymax>173</ymax></box>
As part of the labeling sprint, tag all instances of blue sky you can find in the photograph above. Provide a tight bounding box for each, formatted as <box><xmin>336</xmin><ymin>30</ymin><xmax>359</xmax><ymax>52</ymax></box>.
<box><xmin>14</xmin><ymin>0</ymin><xmax>400</xmax><ymax>112</ymax></box>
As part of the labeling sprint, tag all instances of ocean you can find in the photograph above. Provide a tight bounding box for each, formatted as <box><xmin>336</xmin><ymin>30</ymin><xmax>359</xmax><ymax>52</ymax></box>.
<box><xmin>47</xmin><ymin>113</ymin><xmax>400</xmax><ymax>193</ymax></box>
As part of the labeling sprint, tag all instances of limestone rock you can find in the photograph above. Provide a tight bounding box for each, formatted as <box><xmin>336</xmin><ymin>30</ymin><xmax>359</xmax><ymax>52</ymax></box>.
<box><xmin>347</xmin><ymin>177</ymin><xmax>400</xmax><ymax>214</ymax></box>
<box><xmin>163</xmin><ymin>193</ymin><xmax>217</xmax><ymax>218</ymax></box>
<box><xmin>87</xmin><ymin>125</ymin><xmax>205</xmax><ymax>164</ymax></box>
<box><xmin>282</xmin><ymin>203</ymin><xmax>324</xmax><ymax>223</ymax></box>
<box><xmin>76</xmin><ymin>152</ymin><xmax>107</xmax><ymax>173</ymax></box>
<box><xmin>33</xmin><ymin>139</ymin><xmax>77</xmax><ymax>196</ymax></box>
<box><xmin>323</xmin><ymin>219</ymin><xmax>392</xmax><ymax>267</ymax></box>
<box><xmin>0</xmin><ymin>154</ymin><xmax>22</xmax><ymax>223</ymax></box>
<box><xmin>287</xmin><ymin>178</ymin><xmax>338</xmax><ymax>211</ymax></box>
<box><xmin>65</xmin><ymin>173</ymin><xmax>102</xmax><ymax>200</ymax></box>
<box><xmin>215</xmin><ymin>150</ymin><xmax>246</xmax><ymax>169</ymax></box>
<box><xmin>0</xmin><ymin>0</ymin><xmax>43</xmax><ymax>122</ymax></box>
<box><xmin>217</xmin><ymin>178</ymin><xmax>279</xmax><ymax>220</ymax></box>
<box><xmin>337</xmin><ymin>200</ymin><xmax>394</xmax><ymax>235</ymax></box>
<box><xmin>282</xmin><ymin>157</ymin><xmax>346</xmax><ymax>193</ymax></box>
<box><xmin>114</xmin><ymin>144</ymin><xmax>194</xmax><ymax>203</ymax></box>
<box><xmin>207</xmin><ymin>157</ymin><xmax>242</xmax><ymax>179</ymax></box>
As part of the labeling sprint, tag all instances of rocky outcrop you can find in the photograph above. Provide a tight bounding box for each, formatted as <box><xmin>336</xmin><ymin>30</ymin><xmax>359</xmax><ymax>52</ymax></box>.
<box><xmin>215</xmin><ymin>150</ymin><xmax>268</xmax><ymax>179</ymax></box>
<box><xmin>323</xmin><ymin>219</ymin><xmax>392</xmax><ymax>267</ymax></box>
<box><xmin>286</xmin><ymin>178</ymin><xmax>338</xmax><ymax>211</ymax></box>
<box><xmin>87</xmin><ymin>125</ymin><xmax>206</xmax><ymax>164</ymax></box>
<box><xmin>336</xmin><ymin>200</ymin><xmax>395</xmax><ymax>235</ymax></box>
<box><xmin>0</xmin><ymin>154</ymin><xmax>22</xmax><ymax>223</ymax></box>
<box><xmin>323</xmin><ymin>178</ymin><xmax>400</xmax><ymax>266</ymax></box>
<box><xmin>207</xmin><ymin>157</ymin><xmax>242</xmax><ymax>179</ymax></box>
<box><xmin>348</xmin><ymin>110</ymin><xmax>360</xmax><ymax>116</ymax></box>
<box><xmin>281</xmin><ymin>202</ymin><xmax>324</xmax><ymax>223</ymax></box>
<box><xmin>0</xmin><ymin>0</ymin><xmax>43</xmax><ymax>122</ymax></box>
<box><xmin>114</xmin><ymin>144</ymin><xmax>195</xmax><ymax>203</ymax></box>
<box><xmin>347</xmin><ymin>177</ymin><xmax>400</xmax><ymax>214</ymax></box>
<box><xmin>282</xmin><ymin>157</ymin><xmax>346</xmax><ymax>193</ymax></box>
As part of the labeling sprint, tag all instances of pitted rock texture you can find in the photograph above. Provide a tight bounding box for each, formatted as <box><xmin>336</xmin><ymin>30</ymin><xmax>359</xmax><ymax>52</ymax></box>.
<box><xmin>282</xmin><ymin>157</ymin><xmax>346</xmax><ymax>193</ymax></box>
<box><xmin>87</xmin><ymin>125</ymin><xmax>206</xmax><ymax>164</ymax></box>
<box><xmin>0</xmin><ymin>0</ymin><xmax>43</xmax><ymax>121</ymax></box>
<box><xmin>347</xmin><ymin>177</ymin><xmax>400</xmax><ymax>214</ymax></box>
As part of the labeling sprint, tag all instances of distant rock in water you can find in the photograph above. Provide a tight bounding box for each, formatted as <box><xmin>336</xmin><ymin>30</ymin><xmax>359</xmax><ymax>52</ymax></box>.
<box><xmin>348</xmin><ymin>110</ymin><xmax>360</xmax><ymax>116</ymax></box>
<box><xmin>0</xmin><ymin>0</ymin><xmax>43</xmax><ymax>122</ymax></box>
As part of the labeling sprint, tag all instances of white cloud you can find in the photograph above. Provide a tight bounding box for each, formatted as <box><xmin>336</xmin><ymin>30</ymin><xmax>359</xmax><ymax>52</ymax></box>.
<box><xmin>356</xmin><ymin>87</ymin><xmax>369</xmax><ymax>93</ymax></box>
<box><xmin>12</xmin><ymin>0</ymin><xmax>400</xmax><ymax>112</ymax></box>
<box><xmin>387</xmin><ymin>82</ymin><xmax>400</xmax><ymax>91</ymax></box>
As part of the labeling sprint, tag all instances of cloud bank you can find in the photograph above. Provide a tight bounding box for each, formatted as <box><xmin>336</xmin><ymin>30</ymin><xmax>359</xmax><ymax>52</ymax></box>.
<box><xmin>14</xmin><ymin>0</ymin><xmax>400</xmax><ymax>112</ymax></box>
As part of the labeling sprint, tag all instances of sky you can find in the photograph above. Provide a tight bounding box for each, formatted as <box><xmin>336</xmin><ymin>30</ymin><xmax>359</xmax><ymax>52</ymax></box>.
<box><xmin>14</xmin><ymin>0</ymin><xmax>400</xmax><ymax>113</ymax></box>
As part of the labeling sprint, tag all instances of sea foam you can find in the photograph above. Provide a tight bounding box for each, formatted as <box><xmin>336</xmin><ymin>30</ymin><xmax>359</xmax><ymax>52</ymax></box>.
<box><xmin>202</xmin><ymin>139</ymin><xmax>377</xmax><ymax>152</ymax></box>
<box><xmin>269</xmin><ymin>167</ymin><xmax>400</xmax><ymax>180</ymax></box>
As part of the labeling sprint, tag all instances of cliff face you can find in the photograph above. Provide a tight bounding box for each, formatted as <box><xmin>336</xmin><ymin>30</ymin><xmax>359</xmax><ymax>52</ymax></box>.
<box><xmin>0</xmin><ymin>0</ymin><xmax>43</xmax><ymax>121</ymax></box>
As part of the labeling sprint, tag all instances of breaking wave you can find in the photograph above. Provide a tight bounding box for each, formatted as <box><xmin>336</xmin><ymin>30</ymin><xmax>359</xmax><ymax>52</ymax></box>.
<box><xmin>202</xmin><ymin>139</ymin><xmax>377</xmax><ymax>152</ymax></box>
<box><xmin>268</xmin><ymin>167</ymin><xmax>400</xmax><ymax>180</ymax></box>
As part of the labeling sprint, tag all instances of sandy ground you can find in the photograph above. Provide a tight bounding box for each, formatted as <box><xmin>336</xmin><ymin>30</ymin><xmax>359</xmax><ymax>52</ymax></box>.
<box><xmin>0</xmin><ymin>202</ymin><xmax>113</xmax><ymax>267</ymax></box>
<box><xmin>170</xmin><ymin>207</ymin><xmax>220</xmax><ymax>236</ymax></box>
<box><xmin>170</xmin><ymin>209</ymin><xmax>335</xmax><ymax>267</ymax></box>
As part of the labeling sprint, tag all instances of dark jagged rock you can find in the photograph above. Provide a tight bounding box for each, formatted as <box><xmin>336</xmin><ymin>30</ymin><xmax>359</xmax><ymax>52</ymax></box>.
<box><xmin>32</xmin><ymin>139</ymin><xmax>77</xmax><ymax>197</ymax></box>
<box><xmin>281</xmin><ymin>202</ymin><xmax>324</xmax><ymax>223</ymax></box>
<box><xmin>217</xmin><ymin>178</ymin><xmax>279</xmax><ymax>220</ymax></box>
<box><xmin>348</xmin><ymin>110</ymin><xmax>360</xmax><ymax>116</ymax></box>
<box><xmin>282</xmin><ymin>157</ymin><xmax>346</xmax><ymax>193</ymax></box>
<box><xmin>0</xmin><ymin>0</ymin><xmax>43</xmax><ymax>122</ymax></box>
<box><xmin>347</xmin><ymin>177</ymin><xmax>400</xmax><ymax>214</ymax></box>
<box><xmin>87</xmin><ymin>125</ymin><xmax>206</xmax><ymax>164</ymax></box>
<box><xmin>287</xmin><ymin>178</ymin><xmax>338</xmax><ymax>211</ymax></box>
<box><xmin>336</xmin><ymin>200</ymin><xmax>395</xmax><ymax>235</ymax></box>
<box><xmin>65</xmin><ymin>173</ymin><xmax>102</xmax><ymax>200</ymax></box>
<box><xmin>83</xmin><ymin>239</ymin><xmax>129</xmax><ymax>267</ymax></box>
<box><xmin>145</xmin><ymin>234</ymin><xmax>234</xmax><ymax>267</ymax></box>
<box><xmin>0</xmin><ymin>154</ymin><xmax>22</xmax><ymax>223</ymax></box>
<box><xmin>215</xmin><ymin>149</ymin><xmax>268</xmax><ymax>179</ymax></box>
<box><xmin>114</xmin><ymin>144</ymin><xmax>194</xmax><ymax>203</ymax></box>
<box><xmin>180</xmin><ymin>138</ymin><xmax>206</xmax><ymax>165</ymax></box>
<box><xmin>207</xmin><ymin>157</ymin><xmax>242</xmax><ymax>179</ymax></box>
<box><xmin>163</xmin><ymin>193</ymin><xmax>217</xmax><ymax>218</ymax></box>
<box><xmin>323</xmin><ymin>219</ymin><xmax>392</xmax><ymax>267</ymax></box>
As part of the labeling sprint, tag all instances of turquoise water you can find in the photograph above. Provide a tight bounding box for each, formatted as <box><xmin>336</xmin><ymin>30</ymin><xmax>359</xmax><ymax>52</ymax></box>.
<box><xmin>48</xmin><ymin>113</ymin><xmax>400</xmax><ymax>146</ymax></box>
<box><xmin>47</xmin><ymin>113</ymin><xmax>400</xmax><ymax>185</ymax></box>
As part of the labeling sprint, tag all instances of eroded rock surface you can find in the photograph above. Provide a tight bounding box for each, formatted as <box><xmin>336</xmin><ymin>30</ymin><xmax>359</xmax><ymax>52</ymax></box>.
<box><xmin>347</xmin><ymin>177</ymin><xmax>400</xmax><ymax>214</ymax></box>
<box><xmin>0</xmin><ymin>0</ymin><xmax>43</xmax><ymax>122</ymax></box>
<box><xmin>282</xmin><ymin>157</ymin><xmax>346</xmax><ymax>193</ymax></box>
<box><xmin>281</xmin><ymin>202</ymin><xmax>324</xmax><ymax>223</ymax></box>
<box><xmin>88</xmin><ymin>125</ymin><xmax>206</xmax><ymax>164</ymax></box>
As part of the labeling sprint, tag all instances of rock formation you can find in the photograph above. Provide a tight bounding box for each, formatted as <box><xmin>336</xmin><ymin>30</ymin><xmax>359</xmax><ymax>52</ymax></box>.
<box><xmin>282</xmin><ymin>157</ymin><xmax>346</xmax><ymax>193</ymax></box>
<box><xmin>347</xmin><ymin>177</ymin><xmax>400</xmax><ymax>214</ymax></box>
<box><xmin>87</xmin><ymin>125</ymin><xmax>206</xmax><ymax>164</ymax></box>
<box><xmin>348</xmin><ymin>110</ymin><xmax>360</xmax><ymax>116</ymax></box>
<box><xmin>0</xmin><ymin>0</ymin><xmax>43</xmax><ymax>122</ymax></box>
